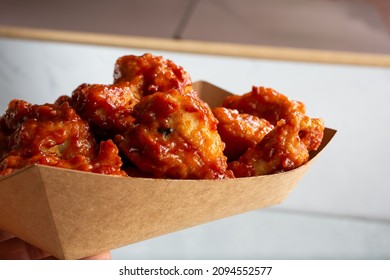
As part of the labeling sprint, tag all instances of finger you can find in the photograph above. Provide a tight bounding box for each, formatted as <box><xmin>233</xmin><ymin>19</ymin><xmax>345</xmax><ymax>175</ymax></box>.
<box><xmin>0</xmin><ymin>237</ymin><xmax>30</xmax><ymax>260</ymax></box>
<box><xmin>0</xmin><ymin>237</ymin><xmax>51</xmax><ymax>260</ymax></box>
<box><xmin>0</xmin><ymin>230</ymin><xmax>15</xmax><ymax>242</ymax></box>
<box><xmin>81</xmin><ymin>251</ymin><xmax>112</xmax><ymax>260</ymax></box>
<box><xmin>24</xmin><ymin>242</ymin><xmax>52</xmax><ymax>260</ymax></box>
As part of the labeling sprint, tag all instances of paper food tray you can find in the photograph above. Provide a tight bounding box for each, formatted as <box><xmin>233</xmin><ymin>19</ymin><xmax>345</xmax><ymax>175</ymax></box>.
<box><xmin>0</xmin><ymin>81</ymin><xmax>336</xmax><ymax>259</ymax></box>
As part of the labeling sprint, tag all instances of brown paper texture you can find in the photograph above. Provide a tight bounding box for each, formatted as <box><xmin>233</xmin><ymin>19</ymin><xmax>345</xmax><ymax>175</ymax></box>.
<box><xmin>0</xmin><ymin>81</ymin><xmax>336</xmax><ymax>259</ymax></box>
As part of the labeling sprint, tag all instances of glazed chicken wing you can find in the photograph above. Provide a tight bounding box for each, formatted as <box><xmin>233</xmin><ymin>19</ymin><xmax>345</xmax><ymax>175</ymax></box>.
<box><xmin>229</xmin><ymin>112</ymin><xmax>324</xmax><ymax>177</ymax></box>
<box><xmin>114</xmin><ymin>53</ymin><xmax>194</xmax><ymax>97</ymax></box>
<box><xmin>116</xmin><ymin>89</ymin><xmax>232</xmax><ymax>179</ymax></box>
<box><xmin>0</xmin><ymin>99</ymin><xmax>126</xmax><ymax>176</ymax></box>
<box><xmin>65</xmin><ymin>53</ymin><xmax>194</xmax><ymax>138</ymax></box>
<box><xmin>67</xmin><ymin>81</ymin><xmax>141</xmax><ymax>138</ymax></box>
<box><xmin>212</xmin><ymin>107</ymin><xmax>274</xmax><ymax>161</ymax></box>
<box><xmin>223</xmin><ymin>86</ymin><xmax>306</xmax><ymax>125</ymax></box>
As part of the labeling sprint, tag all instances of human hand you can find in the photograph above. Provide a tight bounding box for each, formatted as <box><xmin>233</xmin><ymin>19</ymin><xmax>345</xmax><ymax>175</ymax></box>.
<box><xmin>0</xmin><ymin>229</ymin><xmax>111</xmax><ymax>260</ymax></box>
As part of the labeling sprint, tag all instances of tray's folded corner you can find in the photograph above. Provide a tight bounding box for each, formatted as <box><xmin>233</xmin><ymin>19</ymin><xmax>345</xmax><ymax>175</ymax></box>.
<box><xmin>0</xmin><ymin>166</ymin><xmax>66</xmax><ymax>259</ymax></box>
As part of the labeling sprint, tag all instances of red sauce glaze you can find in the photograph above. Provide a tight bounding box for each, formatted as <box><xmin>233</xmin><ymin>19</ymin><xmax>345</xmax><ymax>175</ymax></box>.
<box><xmin>116</xmin><ymin>89</ymin><xmax>232</xmax><ymax>179</ymax></box>
<box><xmin>212</xmin><ymin>107</ymin><xmax>274</xmax><ymax>161</ymax></box>
<box><xmin>0</xmin><ymin>100</ymin><xmax>126</xmax><ymax>176</ymax></box>
<box><xmin>223</xmin><ymin>86</ymin><xmax>306</xmax><ymax>125</ymax></box>
<box><xmin>114</xmin><ymin>53</ymin><xmax>194</xmax><ymax>97</ymax></box>
<box><xmin>229</xmin><ymin>111</ymin><xmax>324</xmax><ymax>177</ymax></box>
<box><xmin>68</xmin><ymin>82</ymin><xmax>140</xmax><ymax>138</ymax></box>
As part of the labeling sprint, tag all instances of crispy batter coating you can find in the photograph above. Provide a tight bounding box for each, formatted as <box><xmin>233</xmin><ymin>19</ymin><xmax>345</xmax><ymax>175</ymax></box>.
<box><xmin>229</xmin><ymin>112</ymin><xmax>324</xmax><ymax>177</ymax></box>
<box><xmin>113</xmin><ymin>53</ymin><xmax>194</xmax><ymax>97</ymax></box>
<box><xmin>0</xmin><ymin>100</ymin><xmax>126</xmax><ymax>176</ymax></box>
<box><xmin>116</xmin><ymin>89</ymin><xmax>232</xmax><ymax>179</ymax></box>
<box><xmin>68</xmin><ymin>81</ymin><xmax>141</xmax><ymax>137</ymax></box>
<box><xmin>212</xmin><ymin>107</ymin><xmax>274</xmax><ymax>161</ymax></box>
<box><xmin>223</xmin><ymin>86</ymin><xmax>306</xmax><ymax>125</ymax></box>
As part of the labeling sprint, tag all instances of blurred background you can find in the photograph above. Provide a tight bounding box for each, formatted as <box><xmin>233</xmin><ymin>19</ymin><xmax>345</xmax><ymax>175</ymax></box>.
<box><xmin>0</xmin><ymin>0</ymin><xmax>390</xmax><ymax>260</ymax></box>
<box><xmin>0</xmin><ymin>0</ymin><xmax>390</xmax><ymax>54</ymax></box>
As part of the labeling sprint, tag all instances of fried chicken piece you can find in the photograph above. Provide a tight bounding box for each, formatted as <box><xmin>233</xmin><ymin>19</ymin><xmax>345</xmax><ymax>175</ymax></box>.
<box><xmin>229</xmin><ymin>112</ymin><xmax>324</xmax><ymax>177</ymax></box>
<box><xmin>212</xmin><ymin>107</ymin><xmax>274</xmax><ymax>161</ymax></box>
<box><xmin>1</xmin><ymin>100</ymin><xmax>96</xmax><ymax>159</ymax></box>
<box><xmin>68</xmin><ymin>81</ymin><xmax>141</xmax><ymax>138</ymax></box>
<box><xmin>0</xmin><ymin>99</ymin><xmax>126</xmax><ymax>176</ymax></box>
<box><xmin>54</xmin><ymin>95</ymin><xmax>72</xmax><ymax>106</ymax></box>
<box><xmin>89</xmin><ymin>139</ymin><xmax>126</xmax><ymax>175</ymax></box>
<box><xmin>65</xmin><ymin>54</ymin><xmax>193</xmax><ymax>139</ymax></box>
<box><xmin>116</xmin><ymin>89</ymin><xmax>232</xmax><ymax>179</ymax></box>
<box><xmin>223</xmin><ymin>86</ymin><xmax>306</xmax><ymax>125</ymax></box>
<box><xmin>0</xmin><ymin>139</ymin><xmax>124</xmax><ymax>177</ymax></box>
<box><xmin>113</xmin><ymin>53</ymin><xmax>194</xmax><ymax>97</ymax></box>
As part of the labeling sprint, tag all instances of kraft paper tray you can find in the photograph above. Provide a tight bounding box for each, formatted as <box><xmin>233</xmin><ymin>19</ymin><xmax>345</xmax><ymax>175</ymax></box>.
<box><xmin>0</xmin><ymin>81</ymin><xmax>336</xmax><ymax>259</ymax></box>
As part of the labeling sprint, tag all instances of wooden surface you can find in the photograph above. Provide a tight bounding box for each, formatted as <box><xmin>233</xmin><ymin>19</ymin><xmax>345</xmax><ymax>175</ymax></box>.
<box><xmin>1</xmin><ymin>25</ymin><xmax>390</xmax><ymax>67</ymax></box>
